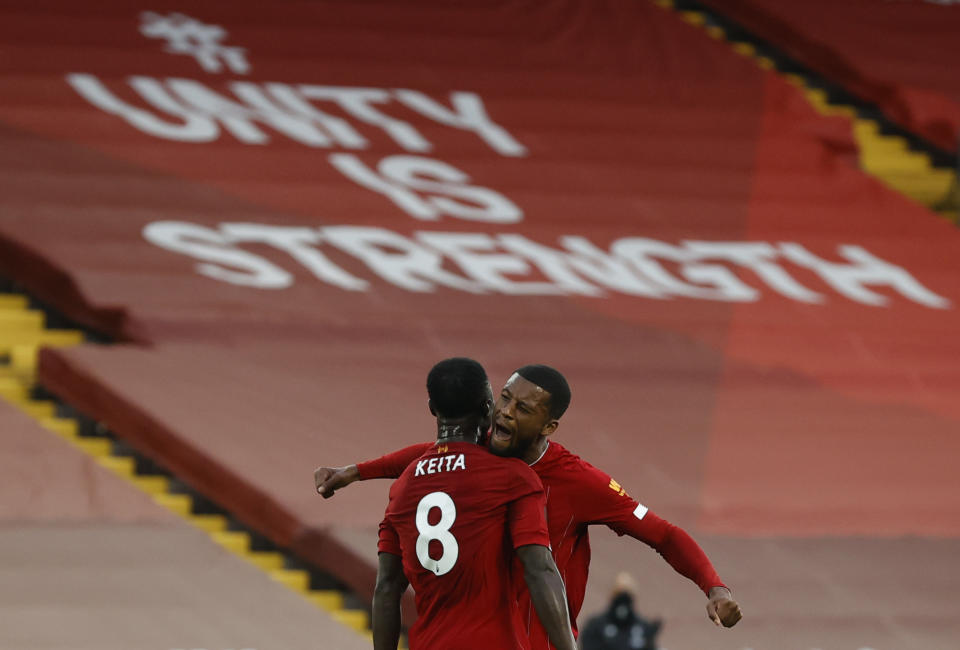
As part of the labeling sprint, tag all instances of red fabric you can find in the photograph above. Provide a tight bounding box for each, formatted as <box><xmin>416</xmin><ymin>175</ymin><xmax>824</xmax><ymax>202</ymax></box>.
<box><xmin>0</xmin><ymin>7</ymin><xmax>956</xmax><ymax>644</ymax></box>
<box><xmin>517</xmin><ymin>442</ymin><xmax>723</xmax><ymax>649</ymax></box>
<box><xmin>358</xmin><ymin>443</ymin><xmax>433</xmax><ymax>481</ymax></box>
<box><xmin>360</xmin><ymin>440</ymin><xmax>724</xmax><ymax>647</ymax></box>
<box><xmin>379</xmin><ymin>442</ymin><xmax>549</xmax><ymax>650</ymax></box>
<box><xmin>700</xmin><ymin>0</ymin><xmax>960</xmax><ymax>152</ymax></box>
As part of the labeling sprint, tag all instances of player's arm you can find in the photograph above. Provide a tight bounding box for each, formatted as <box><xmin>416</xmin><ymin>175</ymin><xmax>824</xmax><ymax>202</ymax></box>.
<box><xmin>579</xmin><ymin>467</ymin><xmax>742</xmax><ymax>627</ymax></box>
<box><xmin>516</xmin><ymin>544</ymin><xmax>577</xmax><ymax>650</ymax></box>
<box><xmin>372</xmin><ymin>551</ymin><xmax>408</xmax><ymax>650</ymax></box>
<box><xmin>313</xmin><ymin>442</ymin><xmax>432</xmax><ymax>498</ymax></box>
<box><xmin>508</xmin><ymin>468</ymin><xmax>577</xmax><ymax>650</ymax></box>
<box><xmin>623</xmin><ymin>512</ymin><xmax>741</xmax><ymax>627</ymax></box>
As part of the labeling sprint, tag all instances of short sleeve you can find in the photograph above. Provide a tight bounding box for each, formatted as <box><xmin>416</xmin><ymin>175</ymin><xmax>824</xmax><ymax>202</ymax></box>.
<box><xmin>507</xmin><ymin>465</ymin><xmax>550</xmax><ymax>549</ymax></box>
<box><xmin>377</xmin><ymin>483</ymin><xmax>402</xmax><ymax>556</ymax></box>
<box><xmin>378</xmin><ymin>515</ymin><xmax>402</xmax><ymax>556</ymax></box>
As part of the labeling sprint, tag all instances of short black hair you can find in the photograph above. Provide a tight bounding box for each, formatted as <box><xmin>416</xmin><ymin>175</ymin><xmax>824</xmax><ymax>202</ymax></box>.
<box><xmin>426</xmin><ymin>357</ymin><xmax>489</xmax><ymax>419</ymax></box>
<box><xmin>515</xmin><ymin>364</ymin><xmax>571</xmax><ymax>419</ymax></box>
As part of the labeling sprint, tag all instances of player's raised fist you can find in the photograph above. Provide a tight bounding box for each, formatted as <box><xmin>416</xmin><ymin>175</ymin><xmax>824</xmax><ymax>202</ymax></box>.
<box><xmin>313</xmin><ymin>464</ymin><xmax>359</xmax><ymax>498</ymax></box>
<box><xmin>706</xmin><ymin>586</ymin><xmax>742</xmax><ymax>628</ymax></box>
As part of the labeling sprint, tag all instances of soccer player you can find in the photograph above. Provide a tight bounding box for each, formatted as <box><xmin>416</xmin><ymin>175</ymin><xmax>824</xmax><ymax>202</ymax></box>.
<box><xmin>373</xmin><ymin>358</ymin><xmax>577</xmax><ymax>650</ymax></box>
<box><xmin>321</xmin><ymin>365</ymin><xmax>743</xmax><ymax>650</ymax></box>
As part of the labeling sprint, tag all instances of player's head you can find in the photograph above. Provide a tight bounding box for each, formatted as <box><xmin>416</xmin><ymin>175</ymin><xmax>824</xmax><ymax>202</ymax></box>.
<box><xmin>490</xmin><ymin>364</ymin><xmax>571</xmax><ymax>459</ymax></box>
<box><xmin>426</xmin><ymin>357</ymin><xmax>494</xmax><ymax>428</ymax></box>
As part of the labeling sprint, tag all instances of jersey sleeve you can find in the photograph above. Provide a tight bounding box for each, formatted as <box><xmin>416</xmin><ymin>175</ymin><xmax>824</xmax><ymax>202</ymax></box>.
<box><xmin>377</xmin><ymin>515</ymin><xmax>402</xmax><ymax>556</ymax></box>
<box><xmin>377</xmin><ymin>484</ymin><xmax>402</xmax><ymax>556</ymax></box>
<box><xmin>357</xmin><ymin>442</ymin><xmax>433</xmax><ymax>480</ymax></box>
<box><xmin>506</xmin><ymin>465</ymin><xmax>551</xmax><ymax>549</ymax></box>
<box><xmin>575</xmin><ymin>461</ymin><xmax>725</xmax><ymax>594</ymax></box>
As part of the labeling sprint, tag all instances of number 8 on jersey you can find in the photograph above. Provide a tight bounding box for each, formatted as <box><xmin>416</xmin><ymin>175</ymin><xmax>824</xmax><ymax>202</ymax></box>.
<box><xmin>416</xmin><ymin>491</ymin><xmax>459</xmax><ymax>575</ymax></box>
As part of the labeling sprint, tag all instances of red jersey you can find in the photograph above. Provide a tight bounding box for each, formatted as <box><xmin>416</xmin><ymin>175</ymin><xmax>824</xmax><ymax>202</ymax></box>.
<box><xmin>363</xmin><ymin>440</ymin><xmax>725</xmax><ymax>650</ymax></box>
<box><xmin>378</xmin><ymin>441</ymin><xmax>551</xmax><ymax>650</ymax></box>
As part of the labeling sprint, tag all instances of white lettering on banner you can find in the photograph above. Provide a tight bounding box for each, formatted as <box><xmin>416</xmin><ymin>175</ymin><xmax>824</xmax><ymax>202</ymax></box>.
<box><xmin>683</xmin><ymin>242</ymin><xmax>824</xmax><ymax>304</ymax></box>
<box><xmin>168</xmin><ymin>79</ymin><xmax>332</xmax><ymax>145</ymax></box>
<box><xmin>263</xmin><ymin>84</ymin><xmax>368</xmax><ymax>149</ymax></box>
<box><xmin>329</xmin><ymin>154</ymin><xmax>523</xmax><ymax>223</ymax></box>
<box><xmin>142</xmin><ymin>222</ymin><xmax>953</xmax><ymax>309</ymax></box>
<box><xmin>394</xmin><ymin>90</ymin><xmax>528</xmax><ymax>157</ymax></box>
<box><xmin>417</xmin><ymin>232</ymin><xmax>561</xmax><ymax>295</ymax></box>
<box><xmin>140</xmin><ymin>12</ymin><xmax>250</xmax><ymax>75</ymax></box>
<box><xmin>780</xmin><ymin>244</ymin><xmax>952</xmax><ymax>309</ymax></box>
<box><xmin>67</xmin><ymin>75</ymin><xmax>527</xmax><ymax>157</ymax></box>
<box><xmin>298</xmin><ymin>86</ymin><xmax>431</xmax><ymax>152</ymax></box>
<box><xmin>612</xmin><ymin>238</ymin><xmax>760</xmax><ymax>302</ymax></box>
<box><xmin>319</xmin><ymin>226</ymin><xmax>484</xmax><ymax>293</ymax></box>
<box><xmin>142</xmin><ymin>222</ymin><xmax>292</xmax><ymax>288</ymax></box>
<box><xmin>218</xmin><ymin>224</ymin><xmax>369</xmax><ymax>291</ymax></box>
<box><xmin>67</xmin><ymin>74</ymin><xmax>217</xmax><ymax>142</ymax></box>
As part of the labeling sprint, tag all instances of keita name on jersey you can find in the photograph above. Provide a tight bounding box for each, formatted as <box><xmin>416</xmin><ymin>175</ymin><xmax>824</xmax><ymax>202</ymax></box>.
<box><xmin>414</xmin><ymin>454</ymin><xmax>467</xmax><ymax>476</ymax></box>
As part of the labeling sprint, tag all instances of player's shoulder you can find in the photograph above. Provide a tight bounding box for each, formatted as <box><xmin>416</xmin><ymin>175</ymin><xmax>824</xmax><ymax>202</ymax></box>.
<box><xmin>541</xmin><ymin>441</ymin><xmax>597</xmax><ymax>473</ymax></box>
<box><xmin>542</xmin><ymin>442</ymin><xmax>613</xmax><ymax>487</ymax></box>
<box><xmin>472</xmin><ymin>450</ymin><xmax>542</xmax><ymax>487</ymax></box>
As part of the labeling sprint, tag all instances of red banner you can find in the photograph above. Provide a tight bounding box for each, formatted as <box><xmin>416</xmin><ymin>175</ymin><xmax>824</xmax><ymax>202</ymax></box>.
<box><xmin>1</xmin><ymin>0</ymin><xmax>958</xmax><ymax>542</ymax></box>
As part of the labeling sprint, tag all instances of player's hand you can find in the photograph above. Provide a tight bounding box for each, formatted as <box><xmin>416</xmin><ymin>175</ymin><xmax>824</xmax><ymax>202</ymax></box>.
<box><xmin>706</xmin><ymin>586</ymin><xmax>742</xmax><ymax>628</ymax></box>
<box><xmin>313</xmin><ymin>464</ymin><xmax>359</xmax><ymax>499</ymax></box>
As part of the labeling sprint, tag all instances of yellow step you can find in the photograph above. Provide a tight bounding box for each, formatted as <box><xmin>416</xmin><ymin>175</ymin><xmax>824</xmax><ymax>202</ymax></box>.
<box><xmin>731</xmin><ymin>42</ymin><xmax>755</xmax><ymax>57</ymax></box>
<box><xmin>0</xmin><ymin>329</ymin><xmax>83</xmax><ymax>353</ymax></box>
<box><xmin>10</xmin><ymin>345</ymin><xmax>38</xmax><ymax>378</ymax></box>
<box><xmin>211</xmin><ymin>530</ymin><xmax>250</xmax><ymax>554</ymax></box>
<box><xmin>154</xmin><ymin>492</ymin><xmax>192</xmax><ymax>516</ymax></box>
<box><xmin>248</xmin><ymin>551</ymin><xmax>286</xmax><ymax>571</ymax></box>
<box><xmin>705</xmin><ymin>25</ymin><xmax>724</xmax><ymax>39</ymax></box>
<box><xmin>332</xmin><ymin>609</ymin><xmax>369</xmax><ymax>632</ymax></box>
<box><xmin>756</xmin><ymin>56</ymin><xmax>775</xmax><ymax>70</ymax></box>
<box><xmin>190</xmin><ymin>513</ymin><xmax>229</xmax><ymax>533</ymax></box>
<box><xmin>0</xmin><ymin>310</ymin><xmax>44</xmax><ymax>329</ymax></box>
<box><xmin>883</xmin><ymin>176</ymin><xmax>955</xmax><ymax>204</ymax></box>
<box><xmin>857</xmin><ymin>136</ymin><xmax>910</xmax><ymax>155</ymax></box>
<box><xmin>270</xmin><ymin>568</ymin><xmax>311</xmax><ymax>593</ymax></box>
<box><xmin>862</xmin><ymin>153</ymin><xmax>932</xmax><ymax>174</ymax></box>
<box><xmin>97</xmin><ymin>455</ymin><xmax>135</xmax><ymax>477</ymax></box>
<box><xmin>133</xmin><ymin>475</ymin><xmax>170</xmax><ymax>495</ymax></box>
<box><xmin>853</xmin><ymin>119</ymin><xmax>881</xmax><ymax>139</ymax></box>
<box><xmin>0</xmin><ymin>378</ymin><xmax>28</xmax><ymax>401</ymax></box>
<box><xmin>13</xmin><ymin>399</ymin><xmax>56</xmax><ymax>419</ymax></box>
<box><xmin>309</xmin><ymin>590</ymin><xmax>345</xmax><ymax>611</ymax></box>
<box><xmin>41</xmin><ymin>417</ymin><xmax>78</xmax><ymax>437</ymax></box>
<box><xmin>784</xmin><ymin>73</ymin><xmax>806</xmax><ymax>86</ymax></box>
<box><xmin>680</xmin><ymin>11</ymin><xmax>705</xmax><ymax>25</ymax></box>
<box><xmin>75</xmin><ymin>437</ymin><xmax>112</xmax><ymax>457</ymax></box>
<box><xmin>0</xmin><ymin>295</ymin><xmax>28</xmax><ymax>310</ymax></box>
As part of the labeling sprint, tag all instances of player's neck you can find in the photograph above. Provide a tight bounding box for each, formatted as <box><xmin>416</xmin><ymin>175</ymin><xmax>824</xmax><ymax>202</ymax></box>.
<box><xmin>521</xmin><ymin>437</ymin><xmax>550</xmax><ymax>465</ymax></box>
<box><xmin>435</xmin><ymin>418</ymin><xmax>482</xmax><ymax>445</ymax></box>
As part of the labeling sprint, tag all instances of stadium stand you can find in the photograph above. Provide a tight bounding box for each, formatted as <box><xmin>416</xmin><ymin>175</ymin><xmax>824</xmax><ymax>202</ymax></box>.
<box><xmin>697</xmin><ymin>0</ymin><xmax>960</xmax><ymax>155</ymax></box>
<box><xmin>1</xmin><ymin>1</ymin><xmax>958</xmax><ymax>648</ymax></box>
<box><xmin>0</xmin><ymin>398</ymin><xmax>370</xmax><ymax>650</ymax></box>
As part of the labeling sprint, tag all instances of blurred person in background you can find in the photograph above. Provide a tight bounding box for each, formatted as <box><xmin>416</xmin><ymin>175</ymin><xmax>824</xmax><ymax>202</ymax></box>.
<box><xmin>578</xmin><ymin>573</ymin><xmax>662</xmax><ymax>650</ymax></box>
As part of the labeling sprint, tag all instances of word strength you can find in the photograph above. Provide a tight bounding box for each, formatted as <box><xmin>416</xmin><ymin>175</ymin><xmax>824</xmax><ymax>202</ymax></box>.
<box><xmin>144</xmin><ymin>222</ymin><xmax>951</xmax><ymax>308</ymax></box>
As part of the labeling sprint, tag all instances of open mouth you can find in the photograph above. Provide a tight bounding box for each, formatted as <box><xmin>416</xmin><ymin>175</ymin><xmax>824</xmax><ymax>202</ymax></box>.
<box><xmin>491</xmin><ymin>423</ymin><xmax>513</xmax><ymax>445</ymax></box>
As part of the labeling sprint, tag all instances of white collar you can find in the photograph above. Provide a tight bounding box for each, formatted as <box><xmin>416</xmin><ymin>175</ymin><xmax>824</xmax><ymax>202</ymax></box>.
<box><xmin>529</xmin><ymin>441</ymin><xmax>550</xmax><ymax>467</ymax></box>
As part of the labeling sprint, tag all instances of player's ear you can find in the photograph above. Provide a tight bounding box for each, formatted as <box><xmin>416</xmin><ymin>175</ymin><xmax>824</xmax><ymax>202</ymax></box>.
<box><xmin>541</xmin><ymin>419</ymin><xmax>559</xmax><ymax>438</ymax></box>
<box><xmin>428</xmin><ymin>399</ymin><xmax>436</xmax><ymax>416</ymax></box>
<box><xmin>480</xmin><ymin>398</ymin><xmax>493</xmax><ymax>417</ymax></box>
